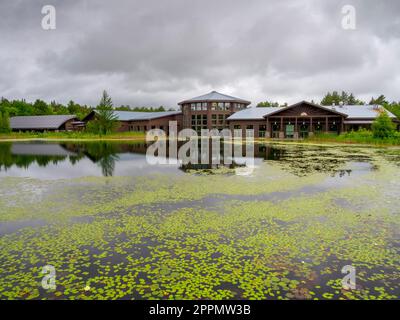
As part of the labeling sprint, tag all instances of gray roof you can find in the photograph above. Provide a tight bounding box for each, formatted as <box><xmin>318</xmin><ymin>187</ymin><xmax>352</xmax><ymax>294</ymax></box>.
<box><xmin>111</xmin><ymin>110</ymin><xmax>181</xmax><ymax>121</ymax></box>
<box><xmin>327</xmin><ymin>105</ymin><xmax>397</xmax><ymax>119</ymax></box>
<box><xmin>227</xmin><ymin>103</ymin><xmax>397</xmax><ymax>121</ymax></box>
<box><xmin>10</xmin><ymin>115</ymin><xmax>77</xmax><ymax>130</ymax></box>
<box><xmin>178</xmin><ymin>91</ymin><xmax>251</xmax><ymax>105</ymax></box>
<box><xmin>227</xmin><ymin>107</ymin><xmax>284</xmax><ymax>120</ymax></box>
<box><xmin>11</xmin><ymin>143</ymin><xmax>78</xmax><ymax>156</ymax></box>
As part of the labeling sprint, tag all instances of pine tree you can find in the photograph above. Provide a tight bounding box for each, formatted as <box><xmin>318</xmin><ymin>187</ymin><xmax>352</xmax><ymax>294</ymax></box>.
<box><xmin>96</xmin><ymin>90</ymin><xmax>117</xmax><ymax>134</ymax></box>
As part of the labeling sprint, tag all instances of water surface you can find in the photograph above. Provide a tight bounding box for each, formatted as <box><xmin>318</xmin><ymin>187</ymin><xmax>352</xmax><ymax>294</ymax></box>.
<box><xmin>0</xmin><ymin>141</ymin><xmax>399</xmax><ymax>300</ymax></box>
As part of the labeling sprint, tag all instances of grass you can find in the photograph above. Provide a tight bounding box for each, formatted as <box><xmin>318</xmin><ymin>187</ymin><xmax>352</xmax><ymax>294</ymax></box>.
<box><xmin>306</xmin><ymin>130</ymin><xmax>400</xmax><ymax>146</ymax></box>
<box><xmin>2</xmin><ymin>129</ymin><xmax>400</xmax><ymax>147</ymax></box>
<box><xmin>0</xmin><ymin>131</ymin><xmax>147</xmax><ymax>141</ymax></box>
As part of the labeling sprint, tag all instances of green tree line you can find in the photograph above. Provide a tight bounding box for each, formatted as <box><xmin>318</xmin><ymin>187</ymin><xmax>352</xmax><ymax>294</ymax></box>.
<box><xmin>0</xmin><ymin>97</ymin><xmax>172</xmax><ymax>120</ymax></box>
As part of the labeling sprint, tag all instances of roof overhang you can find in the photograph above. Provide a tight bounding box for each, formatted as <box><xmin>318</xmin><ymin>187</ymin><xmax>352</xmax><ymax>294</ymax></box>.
<box><xmin>178</xmin><ymin>99</ymin><xmax>251</xmax><ymax>105</ymax></box>
<box><xmin>263</xmin><ymin>101</ymin><xmax>348</xmax><ymax>118</ymax></box>
<box><xmin>343</xmin><ymin>120</ymin><xmax>374</xmax><ymax>124</ymax></box>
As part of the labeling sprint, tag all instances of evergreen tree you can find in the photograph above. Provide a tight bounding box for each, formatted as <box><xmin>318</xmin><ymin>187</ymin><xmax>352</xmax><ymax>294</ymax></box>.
<box><xmin>257</xmin><ymin>101</ymin><xmax>280</xmax><ymax>108</ymax></box>
<box><xmin>369</xmin><ymin>95</ymin><xmax>387</xmax><ymax>105</ymax></box>
<box><xmin>321</xmin><ymin>91</ymin><xmax>364</xmax><ymax>105</ymax></box>
<box><xmin>96</xmin><ymin>90</ymin><xmax>117</xmax><ymax>134</ymax></box>
<box><xmin>33</xmin><ymin>99</ymin><xmax>52</xmax><ymax>115</ymax></box>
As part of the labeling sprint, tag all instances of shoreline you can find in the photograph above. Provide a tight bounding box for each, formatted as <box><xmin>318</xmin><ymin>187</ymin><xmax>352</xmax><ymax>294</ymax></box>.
<box><xmin>0</xmin><ymin>136</ymin><xmax>399</xmax><ymax>148</ymax></box>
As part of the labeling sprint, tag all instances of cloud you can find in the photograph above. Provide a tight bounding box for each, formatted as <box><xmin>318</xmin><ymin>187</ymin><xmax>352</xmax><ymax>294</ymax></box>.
<box><xmin>0</xmin><ymin>0</ymin><xmax>399</xmax><ymax>108</ymax></box>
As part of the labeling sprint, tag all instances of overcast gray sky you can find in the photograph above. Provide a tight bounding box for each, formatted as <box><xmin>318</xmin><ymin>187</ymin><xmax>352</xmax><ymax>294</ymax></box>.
<box><xmin>0</xmin><ymin>0</ymin><xmax>399</xmax><ymax>108</ymax></box>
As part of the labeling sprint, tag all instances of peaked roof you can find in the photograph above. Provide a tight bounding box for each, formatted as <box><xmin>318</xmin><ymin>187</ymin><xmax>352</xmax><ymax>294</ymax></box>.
<box><xmin>227</xmin><ymin>101</ymin><xmax>398</xmax><ymax>121</ymax></box>
<box><xmin>10</xmin><ymin>115</ymin><xmax>78</xmax><ymax>130</ymax></box>
<box><xmin>262</xmin><ymin>101</ymin><xmax>349</xmax><ymax>118</ymax></box>
<box><xmin>178</xmin><ymin>91</ymin><xmax>251</xmax><ymax>105</ymax></box>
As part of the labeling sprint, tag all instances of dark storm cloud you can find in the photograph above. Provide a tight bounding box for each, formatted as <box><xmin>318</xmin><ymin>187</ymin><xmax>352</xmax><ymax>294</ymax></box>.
<box><xmin>0</xmin><ymin>0</ymin><xmax>399</xmax><ymax>107</ymax></box>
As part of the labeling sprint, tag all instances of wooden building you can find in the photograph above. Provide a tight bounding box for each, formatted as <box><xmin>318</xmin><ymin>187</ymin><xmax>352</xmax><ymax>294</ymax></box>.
<box><xmin>227</xmin><ymin>101</ymin><xmax>399</xmax><ymax>138</ymax></box>
<box><xmin>10</xmin><ymin>115</ymin><xmax>84</xmax><ymax>132</ymax></box>
<box><xmin>83</xmin><ymin>110</ymin><xmax>182</xmax><ymax>133</ymax></box>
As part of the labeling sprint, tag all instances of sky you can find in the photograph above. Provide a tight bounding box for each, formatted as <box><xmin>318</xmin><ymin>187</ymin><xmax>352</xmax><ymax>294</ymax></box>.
<box><xmin>0</xmin><ymin>0</ymin><xmax>399</xmax><ymax>109</ymax></box>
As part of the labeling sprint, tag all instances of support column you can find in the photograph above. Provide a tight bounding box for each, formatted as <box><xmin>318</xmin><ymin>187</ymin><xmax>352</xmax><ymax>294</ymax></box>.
<box><xmin>293</xmin><ymin>117</ymin><xmax>299</xmax><ymax>139</ymax></box>
<box><xmin>279</xmin><ymin>117</ymin><xmax>284</xmax><ymax>139</ymax></box>
<box><xmin>325</xmin><ymin>116</ymin><xmax>329</xmax><ymax>134</ymax></box>
<box><xmin>207</xmin><ymin>102</ymin><xmax>212</xmax><ymax>130</ymax></box>
<box><xmin>254</xmin><ymin>124</ymin><xmax>259</xmax><ymax>139</ymax></box>
<box><xmin>266</xmin><ymin>118</ymin><xmax>270</xmax><ymax>138</ymax></box>
<box><xmin>309</xmin><ymin>117</ymin><xmax>314</xmax><ymax>137</ymax></box>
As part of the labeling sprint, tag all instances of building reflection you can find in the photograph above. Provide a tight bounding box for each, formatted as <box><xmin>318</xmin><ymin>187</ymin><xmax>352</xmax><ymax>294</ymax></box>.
<box><xmin>0</xmin><ymin>141</ymin><xmax>354</xmax><ymax>177</ymax></box>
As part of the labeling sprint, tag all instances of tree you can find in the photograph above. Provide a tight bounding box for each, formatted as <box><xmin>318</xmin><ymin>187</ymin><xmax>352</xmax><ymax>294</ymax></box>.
<box><xmin>369</xmin><ymin>95</ymin><xmax>387</xmax><ymax>105</ymax></box>
<box><xmin>385</xmin><ymin>102</ymin><xmax>400</xmax><ymax>119</ymax></box>
<box><xmin>95</xmin><ymin>90</ymin><xmax>118</xmax><ymax>134</ymax></box>
<box><xmin>321</xmin><ymin>91</ymin><xmax>364</xmax><ymax>106</ymax></box>
<box><xmin>371</xmin><ymin>111</ymin><xmax>395</xmax><ymax>139</ymax></box>
<box><xmin>0</xmin><ymin>111</ymin><xmax>11</xmax><ymax>133</ymax></box>
<box><xmin>257</xmin><ymin>101</ymin><xmax>280</xmax><ymax>108</ymax></box>
<box><xmin>33</xmin><ymin>99</ymin><xmax>53</xmax><ymax>115</ymax></box>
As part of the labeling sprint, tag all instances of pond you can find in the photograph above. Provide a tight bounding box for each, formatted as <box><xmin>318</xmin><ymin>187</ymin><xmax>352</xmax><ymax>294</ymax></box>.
<box><xmin>0</xmin><ymin>140</ymin><xmax>399</xmax><ymax>300</ymax></box>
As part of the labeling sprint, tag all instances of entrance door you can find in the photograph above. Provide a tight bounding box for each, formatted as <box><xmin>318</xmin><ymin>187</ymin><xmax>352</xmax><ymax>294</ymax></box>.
<box><xmin>285</xmin><ymin>124</ymin><xmax>294</xmax><ymax>138</ymax></box>
<box><xmin>272</xmin><ymin>124</ymin><xmax>280</xmax><ymax>138</ymax></box>
<box><xmin>314</xmin><ymin>123</ymin><xmax>323</xmax><ymax>134</ymax></box>
<box><xmin>300</xmin><ymin>124</ymin><xmax>309</xmax><ymax>138</ymax></box>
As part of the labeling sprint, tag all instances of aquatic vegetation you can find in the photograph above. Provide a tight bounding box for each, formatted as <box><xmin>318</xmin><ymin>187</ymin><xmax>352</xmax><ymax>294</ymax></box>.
<box><xmin>0</xmin><ymin>142</ymin><xmax>399</xmax><ymax>300</ymax></box>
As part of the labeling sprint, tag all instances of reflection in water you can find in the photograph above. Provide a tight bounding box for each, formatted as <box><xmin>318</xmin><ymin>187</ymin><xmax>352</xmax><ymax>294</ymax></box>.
<box><xmin>0</xmin><ymin>142</ymin><xmax>77</xmax><ymax>170</ymax></box>
<box><xmin>0</xmin><ymin>141</ymin><xmax>378</xmax><ymax>178</ymax></box>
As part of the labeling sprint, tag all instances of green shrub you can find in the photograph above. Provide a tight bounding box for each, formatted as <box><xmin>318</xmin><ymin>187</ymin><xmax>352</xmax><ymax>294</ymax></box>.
<box><xmin>372</xmin><ymin>111</ymin><xmax>395</xmax><ymax>139</ymax></box>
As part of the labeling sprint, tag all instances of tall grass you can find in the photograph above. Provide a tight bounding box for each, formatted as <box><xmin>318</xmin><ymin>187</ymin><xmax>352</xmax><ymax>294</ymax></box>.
<box><xmin>308</xmin><ymin>129</ymin><xmax>400</xmax><ymax>146</ymax></box>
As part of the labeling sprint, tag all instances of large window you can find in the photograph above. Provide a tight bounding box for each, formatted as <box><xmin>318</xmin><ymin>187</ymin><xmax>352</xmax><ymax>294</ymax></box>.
<box><xmin>191</xmin><ymin>114</ymin><xmax>208</xmax><ymax>131</ymax></box>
